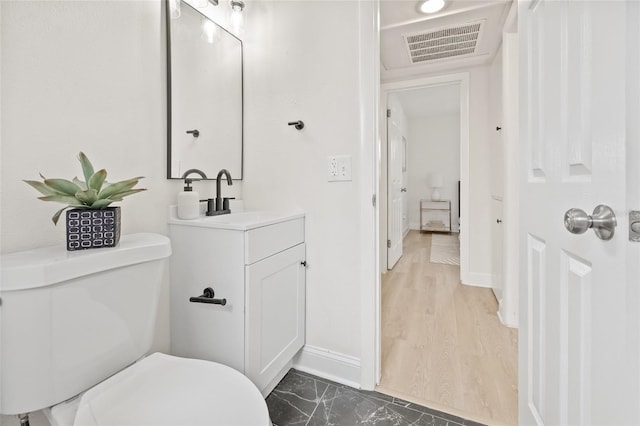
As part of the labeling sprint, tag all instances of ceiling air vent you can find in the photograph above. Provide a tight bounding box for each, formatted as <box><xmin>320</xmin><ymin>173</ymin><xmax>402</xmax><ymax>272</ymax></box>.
<box><xmin>404</xmin><ymin>21</ymin><xmax>483</xmax><ymax>63</ymax></box>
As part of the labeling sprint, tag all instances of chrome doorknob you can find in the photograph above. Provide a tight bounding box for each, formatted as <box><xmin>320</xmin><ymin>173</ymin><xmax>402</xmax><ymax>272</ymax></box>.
<box><xmin>400</xmin><ymin>187</ymin><xmax>407</xmax><ymax>193</ymax></box>
<box><xmin>564</xmin><ymin>205</ymin><xmax>617</xmax><ymax>241</ymax></box>
<box><xmin>564</xmin><ymin>209</ymin><xmax>591</xmax><ymax>234</ymax></box>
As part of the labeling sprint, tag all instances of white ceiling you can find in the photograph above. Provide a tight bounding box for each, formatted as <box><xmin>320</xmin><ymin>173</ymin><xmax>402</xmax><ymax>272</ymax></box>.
<box><xmin>380</xmin><ymin>0</ymin><xmax>512</xmax><ymax>81</ymax></box>
<box><xmin>393</xmin><ymin>84</ymin><xmax>460</xmax><ymax>118</ymax></box>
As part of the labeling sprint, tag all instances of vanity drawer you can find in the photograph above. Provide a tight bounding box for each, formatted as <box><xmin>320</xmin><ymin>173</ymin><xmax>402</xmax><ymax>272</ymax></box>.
<box><xmin>421</xmin><ymin>200</ymin><xmax>450</xmax><ymax>210</ymax></box>
<box><xmin>245</xmin><ymin>218</ymin><xmax>305</xmax><ymax>264</ymax></box>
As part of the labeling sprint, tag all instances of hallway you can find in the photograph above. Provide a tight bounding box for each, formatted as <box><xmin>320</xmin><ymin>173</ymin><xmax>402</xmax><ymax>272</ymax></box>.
<box><xmin>377</xmin><ymin>231</ymin><xmax>518</xmax><ymax>425</ymax></box>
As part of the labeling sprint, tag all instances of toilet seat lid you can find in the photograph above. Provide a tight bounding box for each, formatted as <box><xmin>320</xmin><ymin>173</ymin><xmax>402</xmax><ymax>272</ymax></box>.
<box><xmin>73</xmin><ymin>353</ymin><xmax>270</xmax><ymax>426</ymax></box>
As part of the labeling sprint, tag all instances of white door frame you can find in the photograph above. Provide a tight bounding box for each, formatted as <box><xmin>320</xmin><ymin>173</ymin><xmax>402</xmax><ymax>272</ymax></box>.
<box><xmin>368</xmin><ymin>73</ymin><xmax>470</xmax><ymax>384</ymax></box>
<box><xmin>358</xmin><ymin>0</ymin><xmax>380</xmax><ymax>391</ymax></box>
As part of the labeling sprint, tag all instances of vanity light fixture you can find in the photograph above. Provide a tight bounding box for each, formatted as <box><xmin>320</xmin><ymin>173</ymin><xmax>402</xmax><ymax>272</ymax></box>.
<box><xmin>419</xmin><ymin>0</ymin><xmax>445</xmax><ymax>14</ymax></box>
<box><xmin>230</xmin><ymin>0</ymin><xmax>245</xmax><ymax>12</ymax></box>
<box><xmin>230</xmin><ymin>0</ymin><xmax>245</xmax><ymax>34</ymax></box>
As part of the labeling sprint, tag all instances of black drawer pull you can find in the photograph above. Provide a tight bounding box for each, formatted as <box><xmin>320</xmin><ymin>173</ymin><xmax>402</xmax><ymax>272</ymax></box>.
<box><xmin>190</xmin><ymin>287</ymin><xmax>227</xmax><ymax>306</ymax></box>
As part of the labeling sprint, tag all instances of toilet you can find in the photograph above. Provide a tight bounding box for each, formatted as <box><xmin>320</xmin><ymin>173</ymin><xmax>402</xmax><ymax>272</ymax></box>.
<box><xmin>0</xmin><ymin>233</ymin><xmax>270</xmax><ymax>426</ymax></box>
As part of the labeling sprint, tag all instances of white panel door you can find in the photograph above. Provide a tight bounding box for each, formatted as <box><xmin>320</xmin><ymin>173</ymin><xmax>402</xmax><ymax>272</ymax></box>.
<box><xmin>519</xmin><ymin>1</ymin><xmax>639</xmax><ymax>425</ymax></box>
<box><xmin>387</xmin><ymin>111</ymin><xmax>403</xmax><ymax>269</ymax></box>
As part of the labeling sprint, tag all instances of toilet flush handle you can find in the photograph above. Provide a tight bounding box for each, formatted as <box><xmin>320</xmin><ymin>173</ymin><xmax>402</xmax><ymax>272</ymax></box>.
<box><xmin>189</xmin><ymin>287</ymin><xmax>227</xmax><ymax>306</ymax></box>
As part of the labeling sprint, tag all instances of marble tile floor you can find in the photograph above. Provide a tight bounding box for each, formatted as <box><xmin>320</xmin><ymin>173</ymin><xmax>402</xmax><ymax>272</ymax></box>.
<box><xmin>266</xmin><ymin>369</ymin><xmax>485</xmax><ymax>426</ymax></box>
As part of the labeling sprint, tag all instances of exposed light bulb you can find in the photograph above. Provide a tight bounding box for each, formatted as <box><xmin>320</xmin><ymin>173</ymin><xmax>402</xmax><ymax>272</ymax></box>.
<box><xmin>229</xmin><ymin>0</ymin><xmax>245</xmax><ymax>34</ymax></box>
<box><xmin>169</xmin><ymin>0</ymin><xmax>181</xmax><ymax>19</ymax></box>
<box><xmin>193</xmin><ymin>0</ymin><xmax>209</xmax><ymax>8</ymax></box>
<box><xmin>420</xmin><ymin>0</ymin><xmax>445</xmax><ymax>14</ymax></box>
<box><xmin>230</xmin><ymin>0</ymin><xmax>244</xmax><ymax>12</ymax></box>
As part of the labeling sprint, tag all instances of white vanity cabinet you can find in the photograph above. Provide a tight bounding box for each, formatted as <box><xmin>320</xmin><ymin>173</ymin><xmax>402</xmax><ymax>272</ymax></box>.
<box><xmin>168</xmin><ymin>211</ymin><xmax>305</xmax><ymax>396</ymax></box>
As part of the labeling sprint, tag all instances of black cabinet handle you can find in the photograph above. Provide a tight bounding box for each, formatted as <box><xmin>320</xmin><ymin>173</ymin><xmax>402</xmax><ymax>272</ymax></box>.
<box><xmin>301</xmin><ymin>261</ymin><xmax>307</xmax><ymax>267</ymax></box>
<box><xmin>497</xmin><ymin>219</ymin><xmax>502</xmax><ymax>224</ymax></box>
<box><xmin>189</xmin><ymin>287</ymin><xmax>227</xmax><ymax>306</ymax></box>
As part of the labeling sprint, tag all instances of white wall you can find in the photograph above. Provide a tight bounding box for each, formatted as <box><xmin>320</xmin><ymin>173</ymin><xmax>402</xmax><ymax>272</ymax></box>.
<box><xmin>490</xmin><ymin>45</ymin><xmax>504</xmax><ymax>198</ymax></box>
<box><xmin>500</xmin><ymin>33</ymin><xmax>520</xmax><ymax>327</ymax></box>
<box><xmin>466</xmin><ymin>67</ymin><xmax>493</xmax><ymax>285</ymax></box>
<box><xmin>1</xmin><ymin>0</ymin><xmax>242</xmax><ymax>251</ymax></box>
<box><xmin>489</xmin><ymin>44</ymin><xmax>504</xmax><ymax>302</ymax></box>
<box><xmin>407</xmin><ymin>113</ymin><xmax>460</xmax><ymax>231</ymax></box>
<box><xmin>241</xmin><ymin>1</ymin><xmax>365</xmax><ymax>361</ymax></box>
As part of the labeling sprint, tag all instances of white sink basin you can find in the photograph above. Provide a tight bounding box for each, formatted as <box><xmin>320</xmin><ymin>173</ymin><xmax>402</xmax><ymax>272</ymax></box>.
<box><xmin>168</xmin><ymin>208</ymin><xmax>304</xmax><ymax>231</ymax></box>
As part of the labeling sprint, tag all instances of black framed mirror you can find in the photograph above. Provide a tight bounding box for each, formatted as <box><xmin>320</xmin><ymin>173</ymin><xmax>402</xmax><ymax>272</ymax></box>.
<box><xmin>166</xmin><ymin>1</ymin><xmax>243</xmax><ymax>180</ymax></box>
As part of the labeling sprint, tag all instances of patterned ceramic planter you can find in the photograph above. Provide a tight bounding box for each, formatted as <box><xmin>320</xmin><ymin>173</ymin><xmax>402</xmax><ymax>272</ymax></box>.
<box><xmin>66</xmin><ymin>207</ymin><xmax>121</xmax><ymax>251</ymax></box>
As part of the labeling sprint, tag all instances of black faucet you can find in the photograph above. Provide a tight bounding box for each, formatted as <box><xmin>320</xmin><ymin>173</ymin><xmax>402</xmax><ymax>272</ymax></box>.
<box><xmin>206</xmin><ymin>169</ymin><xmax>233</xmax><ymax>216</ymax></box>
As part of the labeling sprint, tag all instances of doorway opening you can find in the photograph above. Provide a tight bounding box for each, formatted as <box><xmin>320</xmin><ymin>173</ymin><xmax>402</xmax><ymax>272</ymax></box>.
<box><xmin>375</xmin><ymin>74</ymin><xmax>518</xmax><ymax>425</ymax></box>
<box><xmin>378</xmin><ymin>72</ymin><xmax>471</xmax><ymax>304</ymax></box>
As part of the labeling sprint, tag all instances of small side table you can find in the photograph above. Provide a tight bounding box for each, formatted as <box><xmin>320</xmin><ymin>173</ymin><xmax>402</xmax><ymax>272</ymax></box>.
<box><xmin>420</xmin><ymin>199</ymin><xmax>451</xmax><ymax>232</ymax></box>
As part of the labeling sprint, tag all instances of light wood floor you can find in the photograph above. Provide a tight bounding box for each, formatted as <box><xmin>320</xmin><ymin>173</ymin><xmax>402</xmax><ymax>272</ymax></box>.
<box><xmin>377</xmin><ymin>231</ymin><xmax>518</xmax><ymax>426</ymax></box>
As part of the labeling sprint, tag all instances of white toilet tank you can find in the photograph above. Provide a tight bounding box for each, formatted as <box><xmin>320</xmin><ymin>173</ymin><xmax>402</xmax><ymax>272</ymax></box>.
<box><xmin>0</xmin><ymin>233</ymin><xmax>171</xmax><ymax>416</ymax></box>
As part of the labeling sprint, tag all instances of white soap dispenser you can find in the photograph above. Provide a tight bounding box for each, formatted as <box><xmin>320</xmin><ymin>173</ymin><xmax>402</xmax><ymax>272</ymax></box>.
<box><xmin>177</xmin><ymin>179</ymin><xmax>200</xmax><ymax>219</ymax></box>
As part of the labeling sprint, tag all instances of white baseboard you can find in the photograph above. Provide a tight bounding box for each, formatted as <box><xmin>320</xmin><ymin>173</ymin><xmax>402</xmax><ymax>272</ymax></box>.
<box><xmin>496</xmin><ymin>298</ymin><xmax>519</xmax><ymax>328</ymax></box>
<box><xmin>496</xmin><ymin>307</ymin><xmax>518</xmax><ymax>329</ymax></box>
<box><xmin>292</xmin><ymin>345</ymin><xmax>361</xmax><ymax>389</ymax></box>
<box><xmin>462</xmin><ymin>272</ymin><xmax>493</xmax><ymax>288</ymax></box>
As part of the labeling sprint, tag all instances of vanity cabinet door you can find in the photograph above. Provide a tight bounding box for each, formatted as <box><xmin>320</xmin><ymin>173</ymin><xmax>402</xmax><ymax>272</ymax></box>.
<box><xmin>244</xmin><ymin>243</ymin><xmax>306</xmax><ymax>392</ymax></box>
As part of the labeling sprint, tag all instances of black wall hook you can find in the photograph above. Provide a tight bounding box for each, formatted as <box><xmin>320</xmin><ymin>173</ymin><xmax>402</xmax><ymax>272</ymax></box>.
<box><xmin>288</xmin><ymin>121</ymin><xmax>305</xmax><ymax>130</ymax></box>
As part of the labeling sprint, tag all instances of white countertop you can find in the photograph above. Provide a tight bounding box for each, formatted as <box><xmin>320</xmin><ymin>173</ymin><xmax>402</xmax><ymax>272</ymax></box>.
<box><xmin>168</xmin><ymin>206</ymin><xmax>305</xmax><ymax>231</ymax></box>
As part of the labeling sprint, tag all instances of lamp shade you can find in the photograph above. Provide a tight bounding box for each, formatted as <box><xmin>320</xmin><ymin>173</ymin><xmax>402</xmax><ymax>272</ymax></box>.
<box><xmin>430</xmin><ymin>174</ymin><xmax>443</xmax><ymax>188</ymax></box>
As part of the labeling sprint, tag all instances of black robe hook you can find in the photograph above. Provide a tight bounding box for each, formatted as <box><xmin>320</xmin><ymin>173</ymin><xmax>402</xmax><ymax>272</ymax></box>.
<box><xmin>288</xmin><ymin>121</ymin><xmax>304</xmax><ymax>130</ymax></box>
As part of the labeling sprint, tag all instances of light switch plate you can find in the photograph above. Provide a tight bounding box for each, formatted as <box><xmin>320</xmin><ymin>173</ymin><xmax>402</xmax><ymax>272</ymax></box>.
<box><xmin>328</xmin><ymin>155</ymin><xmax>352</xmax><ymax>182</ymax></box>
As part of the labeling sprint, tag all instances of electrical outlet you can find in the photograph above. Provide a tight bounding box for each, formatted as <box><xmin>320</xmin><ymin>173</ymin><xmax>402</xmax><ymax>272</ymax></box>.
<box><xmin>328</xmin><ymin>155</ymin><xmax>352</xmax><ymax>182</ymax></box>
<box><xmin>328</xmin><ymin>156</ymin><xmax>339</xmax><ymax>179</ymax></box>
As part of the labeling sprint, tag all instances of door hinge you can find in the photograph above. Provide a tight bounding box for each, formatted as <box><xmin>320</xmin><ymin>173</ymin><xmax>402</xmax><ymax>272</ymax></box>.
<box><xmin>387</xmin><ymin>239</ymin><xmax>391</xmax><ymax>248</ymax></box>
<box><xmin>372</xmin><ymin>194</ymin><xmax>376</xmax><ymax>207</ymax></box>
<box><xmin>387</xmin><ymin>109</ymin><xmax>391</xmax><ymax>118</ymax></box>
<box><xmin>630</xmin><ymin>211</ymin><xmax>640</xmax><ymax>242</ymax></box>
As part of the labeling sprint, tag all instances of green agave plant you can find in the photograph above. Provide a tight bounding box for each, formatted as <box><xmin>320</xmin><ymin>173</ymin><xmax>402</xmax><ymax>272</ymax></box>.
<box><xmin>24</xmin><ymin>152</ymin><xmax>146</xmax><ymax>225</ymax></box>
